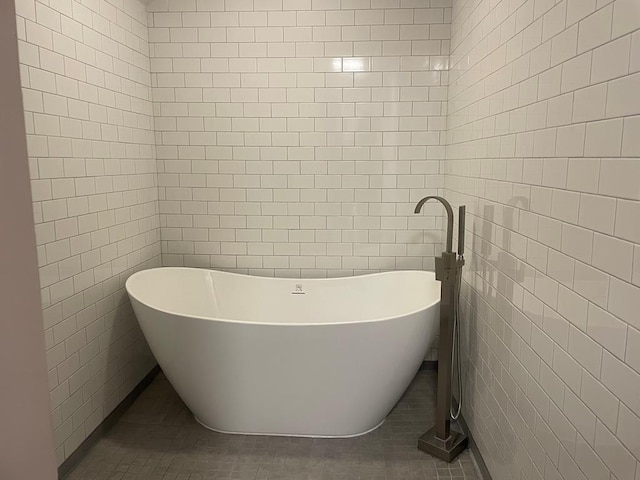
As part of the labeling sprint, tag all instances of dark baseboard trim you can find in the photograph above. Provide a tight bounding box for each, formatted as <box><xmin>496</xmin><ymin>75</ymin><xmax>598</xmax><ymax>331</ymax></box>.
<box><xmin>456</xmin><ymin>412</ymin><xmax>493</xmax><ymax>480</ymax></box>
<box><xmin>58</xmin><ymin>365</ymin><xmax>161</xmax><ymax>480</ymax></box>
<box><xmin>420</xmin><ymin>360</ymin><xmax>438</xmax><ymax>370</ymax></box>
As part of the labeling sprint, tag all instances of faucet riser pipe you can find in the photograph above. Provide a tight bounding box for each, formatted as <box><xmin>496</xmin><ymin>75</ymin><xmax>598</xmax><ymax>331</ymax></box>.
<box><xmin>417</xmin><ymin>253</ymin><xmax>468</xmax><ymax>461</ymax></box>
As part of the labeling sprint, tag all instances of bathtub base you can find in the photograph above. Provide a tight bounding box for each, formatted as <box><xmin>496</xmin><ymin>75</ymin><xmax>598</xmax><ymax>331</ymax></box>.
<box><xmin>417</xmin><ymin>426</ymin><xmax>468</xmax><ymax>462</ymax></box>
<box><xmin>194</xmin><ymin>416</ymin><xmax>385</xmax><ymax>439</ymax></box>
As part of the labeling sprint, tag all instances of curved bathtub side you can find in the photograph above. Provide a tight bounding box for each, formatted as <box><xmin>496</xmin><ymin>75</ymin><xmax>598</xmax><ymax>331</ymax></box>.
<box><xmin>130</xmin><ymin>296</ymin><xmax>439</xmax><ymax>437</ymax></box>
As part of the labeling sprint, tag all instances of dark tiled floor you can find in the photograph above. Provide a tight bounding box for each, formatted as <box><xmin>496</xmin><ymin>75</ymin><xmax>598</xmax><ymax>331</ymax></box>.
<box><xmin>65</xmin><ymin>371</ymin><xmax>479</xmax><ymax>480</ymax></box>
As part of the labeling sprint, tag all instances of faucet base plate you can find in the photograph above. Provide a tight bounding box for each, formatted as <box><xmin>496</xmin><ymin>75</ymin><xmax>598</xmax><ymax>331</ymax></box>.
<box><xmin>417</xmin><ymin>426</ymin><xmax>468</xmax><ymax>462</ymax></box>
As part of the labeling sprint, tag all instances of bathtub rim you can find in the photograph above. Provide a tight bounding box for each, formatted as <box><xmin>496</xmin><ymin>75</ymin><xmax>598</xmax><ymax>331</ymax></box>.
<box><xmin>126</xmin><ymin>267</ymin><xmax>440</xmax><ymax>327</ymax></box>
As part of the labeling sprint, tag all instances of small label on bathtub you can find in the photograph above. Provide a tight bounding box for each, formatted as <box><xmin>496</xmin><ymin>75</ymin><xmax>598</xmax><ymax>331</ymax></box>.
<box><xmin>292</xmin><ymin>284</ymin><xmax>305</xmax><ymax>294</ymax></box>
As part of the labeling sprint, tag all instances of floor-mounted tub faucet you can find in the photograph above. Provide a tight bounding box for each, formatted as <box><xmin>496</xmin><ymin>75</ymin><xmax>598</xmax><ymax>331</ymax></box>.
<box><xmin>414</xmin><ymin>196</ymin><xmax>468</xmax><ymax>462</ymax></box>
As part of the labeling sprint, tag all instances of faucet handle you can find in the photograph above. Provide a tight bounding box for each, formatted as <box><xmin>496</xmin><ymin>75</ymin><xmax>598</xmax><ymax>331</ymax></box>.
<box><xmin>458</xmin><ymin>205</ymin><xmax>465</xmax><ymax>257</ymax></box>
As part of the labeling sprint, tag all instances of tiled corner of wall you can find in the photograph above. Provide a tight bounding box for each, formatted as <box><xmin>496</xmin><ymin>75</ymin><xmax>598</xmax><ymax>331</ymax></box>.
<box><xmin>15</xmin><ymin>0</ymin><xmax>161</xmax><ymax>464</ymax></box>
<box><xmin>148</xmin><ymin>0</ymin><xmax>453</xmax><ymax>278</ymax></box>
<box><xmin>447</xmin><ymin>0</ymin><xmax>640</xmax><ymax>479</ymax></box>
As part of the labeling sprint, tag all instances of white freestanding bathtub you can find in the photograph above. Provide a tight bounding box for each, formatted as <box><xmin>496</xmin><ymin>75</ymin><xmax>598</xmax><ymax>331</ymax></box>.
<box><xmin>126</xmin><ymin>268</ymin><xmax>440</xmax><ymax>437</ymax></box>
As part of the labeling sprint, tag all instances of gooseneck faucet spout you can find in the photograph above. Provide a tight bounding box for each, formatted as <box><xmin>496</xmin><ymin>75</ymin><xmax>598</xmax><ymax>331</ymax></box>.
<box><xmin>414</xmin><ymin>196</ymin><xmax>454</xmax><ymax>254</ymax></box>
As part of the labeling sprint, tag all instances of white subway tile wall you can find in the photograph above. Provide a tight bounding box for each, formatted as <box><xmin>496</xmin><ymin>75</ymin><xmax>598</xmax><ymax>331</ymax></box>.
<box><xmin>147</xmin><ymin>0</ymin><xmax>452</xmax><ymax>278</ymax></box>
<box><xmin>15</xmin><ymin>0</ymin><xmax>160</xmax><ymax>464</ymax></box>
<box><xmin>447</xmin><ymin>0</ymin><xmax>640</xmax><ymax>479</ymax></box>
<box><xmin>11</xmin><ymin>0</ymin><xmax>640</xmax><ymax>475</ymax></box>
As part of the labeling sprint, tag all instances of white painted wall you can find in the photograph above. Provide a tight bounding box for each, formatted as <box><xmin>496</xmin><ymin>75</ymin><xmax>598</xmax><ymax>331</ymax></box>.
<box><xmin>0</xmin><ymin>0</ymin><xmax>57</xmax><ymax>477</ymax></box>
